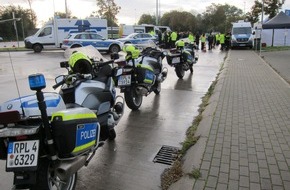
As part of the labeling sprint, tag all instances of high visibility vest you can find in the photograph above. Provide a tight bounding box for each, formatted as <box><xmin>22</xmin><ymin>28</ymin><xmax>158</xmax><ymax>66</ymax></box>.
<box><xmin>219</xmin><ymin>34</ymin><xmax>225</xmax><ymax>44</ymax></box>
<box><xmin>175</xmin><ymin>40</ymin><xmax>185</xmax><ymax>47</ymax></box>
<box><xmin>188</xmin><ymin>34</ymin><xmax>195</xmax><ymax>42</ymax></box>
<box><xmin>171</xmin><ymin>32</ymin><xmax>177</xmax><ymax>41</ymax></box>
<box><xmin>215</xmin><ymin>34</ymin><xmax>220</xmax><ymax>41</ymax></box>
<box><xmin>201</xmin><ymin>36</ymin><xmax>206</xmax><ymax>43</ymax></box>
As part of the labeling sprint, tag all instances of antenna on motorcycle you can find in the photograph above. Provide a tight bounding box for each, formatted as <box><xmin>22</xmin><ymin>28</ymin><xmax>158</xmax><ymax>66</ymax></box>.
<box><xmin>7</xmin><ymin>50</ymin><xmax>26</xmax><ymax>117</ymax></box>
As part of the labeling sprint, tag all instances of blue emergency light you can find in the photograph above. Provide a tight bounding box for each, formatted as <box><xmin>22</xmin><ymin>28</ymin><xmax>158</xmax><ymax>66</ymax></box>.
<box><xmin>28</xmin><ymin>74</ymin><xmax>46</xmax><ymax>90</ymax></box>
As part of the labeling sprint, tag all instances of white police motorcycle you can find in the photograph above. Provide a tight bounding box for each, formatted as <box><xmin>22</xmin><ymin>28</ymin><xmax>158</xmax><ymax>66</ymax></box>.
<box><xmin>0</xmin><ymin>47</ymin><xmax>124</xmax><ymax>190</ymax></box>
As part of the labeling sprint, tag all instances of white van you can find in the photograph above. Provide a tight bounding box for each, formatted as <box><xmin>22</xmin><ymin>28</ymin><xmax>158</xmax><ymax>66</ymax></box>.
<box><xmin>24</xmin><ymin>17</ymin><xmax>107</xmax><ymax>52</ymax></box>
<box><xmin>231</xmin><ymin>20</ymin><xmax>253</xmax><ymax>49</ymax></box>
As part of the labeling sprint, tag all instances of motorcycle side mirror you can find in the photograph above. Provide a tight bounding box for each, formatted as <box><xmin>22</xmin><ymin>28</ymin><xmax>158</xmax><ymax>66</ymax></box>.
<box><xmin>110</xmin><ymin>53</ymin><xmax>119</xmax><ymax>60</ymax></box>
<box><xmin>60</xmin><ymin>61</ymin><xmax>69</xmax><ymax>68</ymax></box>
<box><xmin>55</xmin><ymin>75</ymin><xmax>65</xmax><ymax>84</ymax></box>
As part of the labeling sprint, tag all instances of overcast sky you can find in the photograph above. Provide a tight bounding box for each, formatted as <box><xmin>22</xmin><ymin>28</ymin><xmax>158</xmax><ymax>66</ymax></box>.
<box><xmin>1</xmin><ymin>0</ymin><xmax>290</xmax><ymax>27</ymax></box>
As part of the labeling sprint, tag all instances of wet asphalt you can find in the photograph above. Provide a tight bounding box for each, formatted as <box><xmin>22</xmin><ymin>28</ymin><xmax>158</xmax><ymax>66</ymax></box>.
<box><xmin>0</xmin><ymin>48</ymin><xmax>225</xmax><ymax>190</ymax></box>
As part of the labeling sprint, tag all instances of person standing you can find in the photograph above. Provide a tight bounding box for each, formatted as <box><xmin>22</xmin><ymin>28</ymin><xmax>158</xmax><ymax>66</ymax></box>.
<box><xmin>219</xmin><ymin>33</ymin><xmax>225</xmax><ymax>50</ymax></box>
<box><xmin>170</xmin><ymin>31</ymin><xmax>178</xmax><ymax>48</ymax></box>
<box><xmin>207</xmin><ymin>33</ymin><xmax>214</xmax><ymax>50</ymax></box>
<box><xmin>188</xmin><ymin>32</ymin><xmax>195</xmax><ymax>43</ymax></box>
<box><xmin>200</xmin><ymin>33</ymin><xmax>206</xmax><ymax>51</ymax></box>
<box><xmin>215</xmin><ymin>33</ymin><xmax>220</xmax><ymax>47</ymax></box>
<box><xmin>195</xmin><ymin>33</ymin><xmax>200</xmax><ymax>50</ymax></box>
<box><xmin>225</xmin><ymin>32</ymin><xmax>231</xmax><ymax>50</ymax></box>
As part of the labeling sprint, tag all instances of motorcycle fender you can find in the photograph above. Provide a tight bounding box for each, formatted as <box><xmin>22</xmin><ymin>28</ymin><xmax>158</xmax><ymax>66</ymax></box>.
<box><xmin>14</xmin><ymin>171</ymin><xmax>37</xmax><ymax>185</ymax></box>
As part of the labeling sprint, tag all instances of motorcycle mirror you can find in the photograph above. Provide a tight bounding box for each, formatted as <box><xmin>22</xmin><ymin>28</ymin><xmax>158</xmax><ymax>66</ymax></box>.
<box><xmin>60</xmin><ymin>61</ymin><xmax>69</xmax><ymax>68</ymax></box>
<box><xmin>110</xmin><ymin>53</ymin><xmax>119</xmax><ymax>60</ymax></box>
<box><xmin>55</xmin><ymin>75</ymin><xmax>65</xmax><ymax>84</ymax></box>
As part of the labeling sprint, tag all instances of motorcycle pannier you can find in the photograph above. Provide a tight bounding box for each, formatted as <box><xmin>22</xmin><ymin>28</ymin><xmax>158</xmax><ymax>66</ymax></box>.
<box><xmin>136</xmin><ymin>65</ymin><xmax>155</xmax><ymax>84</ymax></box>
<box><xmin>51</xmin><ymin>107</ymin><xmax>100</xmax><ymax>158</ymax></box>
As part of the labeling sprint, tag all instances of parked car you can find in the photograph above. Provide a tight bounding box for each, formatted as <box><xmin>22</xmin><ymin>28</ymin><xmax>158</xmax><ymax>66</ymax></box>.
<box><xmin>116</xmin><ymin>33</ymin><xmax>157</xmax><ymax>45</ymax></box>
<box><xmin>61</xmin><ymin>32</ymin><xmax>123</xmax><ymax>53</ymax></box>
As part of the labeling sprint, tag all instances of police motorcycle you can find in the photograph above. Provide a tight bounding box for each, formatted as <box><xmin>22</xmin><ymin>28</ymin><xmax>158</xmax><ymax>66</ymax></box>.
<box><xmin>0</xmin><ymin>47</ymin><xmax>124</xmax><ymax>190</ymax></box>
<box><xmin>114</xmin><ymin>42</ymin><xmax>168</xmax><ymax>110</ymax></box>
<box><xmin>166</xmin><ymin>39</ymin><xmax>198</xmax><ymax>79</ymax></box>
<box><xmin>53</xmin><ymin>48</ymin><xmax>124</xmax><ymax>141</ymax></box>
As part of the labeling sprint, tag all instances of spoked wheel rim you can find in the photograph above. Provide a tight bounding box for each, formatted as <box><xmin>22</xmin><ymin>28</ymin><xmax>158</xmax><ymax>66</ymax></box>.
<box><xmin>48</xmin><ymin>167</ymin><xmax>77</xmax><ymax>190</ymax></box>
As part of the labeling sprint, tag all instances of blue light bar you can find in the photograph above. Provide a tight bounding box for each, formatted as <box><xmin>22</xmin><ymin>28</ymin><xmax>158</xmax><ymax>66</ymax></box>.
<box><xmin>28</xmin><ymin>74</ymin><xmax>46</xmax><ymax>90</ymax></box>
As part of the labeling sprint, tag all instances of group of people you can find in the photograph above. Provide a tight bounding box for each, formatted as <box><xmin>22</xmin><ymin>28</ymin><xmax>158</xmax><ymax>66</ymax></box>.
<box><xmin>154</xmin><ymin>30</ymin><xmax>232</xmax><ymax>51</ymax></box>
<box><xmin>156</xmin><ymin>30</ymin><xmax>196</xmax><ymax>49</ymax></box>
<box><xmin>199</xmin><ymin>32</ymin><xmax>232</xmax><ymax>51</ymax></box>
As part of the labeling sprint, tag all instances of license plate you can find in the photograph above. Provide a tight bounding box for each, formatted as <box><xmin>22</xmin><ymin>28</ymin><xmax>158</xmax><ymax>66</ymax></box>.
<box><xmin>172</xmin><ymin>57</ymin><xmax>180</xmax><ymax>64</ymax></box>
<box><xmin>118</xmin><ymin>75</ymin><xmax>131</xmax><ymax>86</ymax></box>
<box><xmin>6</xmin><ymin>140</ymin><xmax>39</xmax><ymax>171</ymax></box>
<box><xmin>239</xmin><ymin>44</ymin><xmax>246</xmax><ymax>46</ymax></box>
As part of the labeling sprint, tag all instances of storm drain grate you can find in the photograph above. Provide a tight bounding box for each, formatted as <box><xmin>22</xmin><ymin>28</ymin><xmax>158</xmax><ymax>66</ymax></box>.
<box><xmin>153</xmin><ymin>145</ymin><xmax>180</xmax><ymax>165</ymax></box>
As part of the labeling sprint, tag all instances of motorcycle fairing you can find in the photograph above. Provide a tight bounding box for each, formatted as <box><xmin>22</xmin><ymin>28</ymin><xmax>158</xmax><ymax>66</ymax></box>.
<box><xmin>0</xmin><ymin>93</ymin><xmax>66</xmax><ymax>118</ymax></box>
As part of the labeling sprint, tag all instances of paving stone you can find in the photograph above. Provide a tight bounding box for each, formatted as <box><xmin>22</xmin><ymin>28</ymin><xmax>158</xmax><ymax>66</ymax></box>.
<box><xmin>188</xmin><ymin>51</ymin><xmax>290</xmax><ymax>190</ymax></box>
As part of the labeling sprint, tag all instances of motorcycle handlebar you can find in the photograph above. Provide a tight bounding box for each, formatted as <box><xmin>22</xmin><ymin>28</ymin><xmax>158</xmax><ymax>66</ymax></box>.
<box><xmin>52</xmin><ymin>80</ymin><xmax>65</xmax><ymax>89</ymax></box>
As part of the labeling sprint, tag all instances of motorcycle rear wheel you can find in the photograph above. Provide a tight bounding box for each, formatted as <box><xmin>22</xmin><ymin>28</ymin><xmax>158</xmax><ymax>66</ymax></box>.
<box><xmin>190</xmin><ymin>66</ymin><xmax>194</xmax><ymax>73</ymax></box>
<box><xmin>124</xmin><ymin>87</ymin><xmax>143</xmax><ymax>110</ymax></box>
<box><xmin>153</xmin><ymin>81</ymin><xmax>161</xmax><ymax>95</ymax></box>
<box><xmin>175</xmin><ymin>65</ymin><xmax>185</xmax><ymax>79</ymax></box>
<box><xmin>30</xmin><ymin>158</ymin><xmax>77</xmax><ymax>190</ymax></box>
<box><xmin>108</xmin><ymin>129</ymin><xmax>116</xmax><ymax>140</ymax></box>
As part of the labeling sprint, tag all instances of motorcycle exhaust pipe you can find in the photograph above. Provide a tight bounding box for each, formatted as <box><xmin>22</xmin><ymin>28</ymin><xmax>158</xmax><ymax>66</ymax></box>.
<box><xmin>55</xmin><ymin>155</ymin><xmax>87</xmax><ymax>181</ymax></box>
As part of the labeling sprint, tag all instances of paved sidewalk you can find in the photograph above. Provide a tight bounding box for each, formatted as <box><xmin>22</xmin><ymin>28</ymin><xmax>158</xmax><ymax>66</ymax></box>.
<box><xmin>170</xmin><ymin>50</ymin><xmax>290</xmax><ymax>190</ymax></box>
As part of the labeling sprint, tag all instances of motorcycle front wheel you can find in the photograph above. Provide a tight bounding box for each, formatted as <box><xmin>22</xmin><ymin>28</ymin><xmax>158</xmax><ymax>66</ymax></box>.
<box><xmin>175</xmin><ymin>65</ymin><xmax>185</xmax><ymax>79</ymax></box>
<box><xmin>30</xmin><ymin>158</ymin><xmax>77</xmax><ymax>190</ymax></box>
<box><xmin>124</xmin><ymin>87</ymin><xmax>143</xmax><ymax>110</ymax></box>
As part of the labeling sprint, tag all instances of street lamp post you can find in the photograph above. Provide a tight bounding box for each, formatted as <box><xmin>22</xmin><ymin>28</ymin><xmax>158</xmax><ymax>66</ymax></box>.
<box><xmin>259</xmin><ymin>0</ymin><xmax>264</xmax><ymax>56</ymax></box>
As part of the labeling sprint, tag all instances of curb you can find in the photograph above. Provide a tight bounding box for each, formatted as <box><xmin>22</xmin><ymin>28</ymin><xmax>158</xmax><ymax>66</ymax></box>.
<box><xmin>168</xmin><ymin>51</ymin><xmax>231</xmax><ymax>190</ymax></box>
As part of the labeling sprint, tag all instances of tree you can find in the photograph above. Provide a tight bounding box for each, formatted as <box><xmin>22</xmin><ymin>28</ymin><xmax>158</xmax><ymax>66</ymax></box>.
<box><xmin>0</xmin><ymin>5</ymin><xmax>36</xmax><ymax>40</ymax></box>
<box><xmin>94</xmin><ymin>0</ymin><xmax>120</xmax><ymax>27</ymax></box>
<box><xmin>55</xmin><ymin>11</ymin><xmax>76</xmax><ymax>19</ymax></box>
<box><xmin>201</xmin><ymin>3</ymin><xmax>243</xmax><ymax>33</ymax></box>
<box><xmin>138</xmin><ymin>14</ymin><xmax>155</xmax><ymax>25</ymax></box>
<box><xmin>160</xmin><ymin>11</ymin><xmax>197</xmax><ymax>32</ymax></box>
<box><xmin>264</xmin><ymin>0</ymin><xmax>285</xmax><ymax>19</ymax></box>
<box><xmin>245</xmin><ymin>0</ymin><xmax>262</xmax><ymax>24</ymax></box>
<box><xmin>246</xmin><ymin>0</ymin><xmax>285</xmax><ymax>22</ymax></box>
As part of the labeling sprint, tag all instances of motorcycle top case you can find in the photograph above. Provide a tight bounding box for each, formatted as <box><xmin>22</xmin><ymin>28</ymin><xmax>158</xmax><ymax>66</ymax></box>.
<box><xmin>51</xmin><ymin>107</ymin><xmax>100</xmax><ymax>158</ymax></box>
<box><xmin>135</xmin><ymin>64</ymin><xmax>155</xmax><ymax>85</ymax></box>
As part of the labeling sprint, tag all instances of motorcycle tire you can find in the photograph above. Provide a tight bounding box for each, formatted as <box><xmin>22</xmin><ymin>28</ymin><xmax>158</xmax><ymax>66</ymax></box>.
<box><xmin>108</xmin><ymin>129</ymin><xmax>116</xmax><ymax>140</ymax></box>
<box><xmin>124</xmin><ymin>87</ymin><xmax>143</xmax><ymax>110</ymax></box>
<box><xmin>30</xmin><ymin>158</ymin><xmax>77</xmax><ymax>190</ymax></box>
<box><xmin>175</xmin><ymin>65</ymin><xmax>185</xmax><ymax>79</ymax></box>
<box><xmin>153</xmin><ymin>81</ymin><xmax>161</xmax><ymax>95</ymax></box>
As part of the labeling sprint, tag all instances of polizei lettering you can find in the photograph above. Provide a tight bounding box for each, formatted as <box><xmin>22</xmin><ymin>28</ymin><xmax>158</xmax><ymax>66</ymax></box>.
<box><xmin>80</xmin><ymin>129</ymin><xmax>96</xmax><ymax>140</ymax></box>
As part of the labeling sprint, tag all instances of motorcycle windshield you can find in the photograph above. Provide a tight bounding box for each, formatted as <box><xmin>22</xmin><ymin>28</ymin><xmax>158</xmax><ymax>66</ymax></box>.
<box><xmin>64</xmin><ymin>45</ymin><xmax>108</xmax><ymax>61</ymax></box>
<box><xmin>135</xmin><ymin>40</ymin><xmax>157</xmax><ymax>50</ymax></box>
